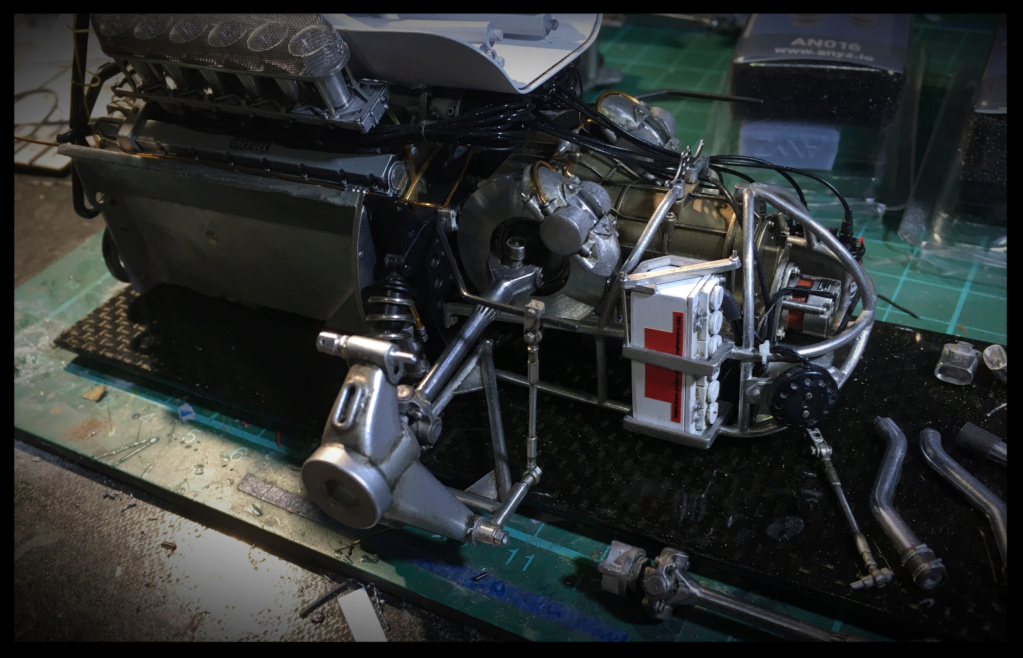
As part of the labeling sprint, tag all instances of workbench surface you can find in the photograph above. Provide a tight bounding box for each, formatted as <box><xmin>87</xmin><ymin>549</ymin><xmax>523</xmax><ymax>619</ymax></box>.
<box><xmin>15</xmin><ymin>13</ymin><xmax>1005</xmax><ymax>642</ymax></box>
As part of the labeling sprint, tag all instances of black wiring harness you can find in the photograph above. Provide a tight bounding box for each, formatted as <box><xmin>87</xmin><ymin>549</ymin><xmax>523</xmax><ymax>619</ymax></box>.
<box><xmin>326</xmin><ymin>69</ymin><xmax>702</xmax><ymax>182</ymax></box>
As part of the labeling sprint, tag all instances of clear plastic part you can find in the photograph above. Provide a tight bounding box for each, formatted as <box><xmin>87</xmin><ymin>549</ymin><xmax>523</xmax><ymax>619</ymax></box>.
<box><xmin>934</xmin><ymin>341</ymin><xmax>980</xmax><ymax>386</ymax></box>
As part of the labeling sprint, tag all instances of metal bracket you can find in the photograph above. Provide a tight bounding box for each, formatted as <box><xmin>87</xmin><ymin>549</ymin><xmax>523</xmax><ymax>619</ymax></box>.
<box><xmin>622</xmin><ymin>339</ymin><xmax>733</xmax><ymax>377</ymax></box>
<box><xmin>115</xmin><ymin>99</ymin><xmax>148</xmax><ymax>153</ymax></box>
<box><xmin>623</xmin><ymin>253</ymin><xmax>741</xmax><ymax>294</ymax></box>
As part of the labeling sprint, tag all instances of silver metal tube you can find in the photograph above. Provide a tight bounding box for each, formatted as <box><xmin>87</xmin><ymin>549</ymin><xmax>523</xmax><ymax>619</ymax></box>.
<box><xmin>736</xmin><ymin>186</ymin><xmax>759</xmax><ymax>432</ymax></box>
<box><xmin>621</xmin><ymin>182</ymin><xmax>688</xmax><ymax>275</ymax></box>
<box><xmin>989</xmin><ymin>442</ymin><xmax>1008</xmax><ymax>465</ymax></box>
<box><xmin>431</xmin><ymin>344</ymin><xmax>484</xmax><ymax>415</ymax></box>
<box><xmin>719</xmin><ymin>422</ymin><xmax>788</xmax><ymax>438</ymax></box>
<box><xmin>919</xmin><ymin>428</ymin><xmax>1006</xmax><ymax>575</ymax></box>
<box><xmin>752</xmin><ymin>185</ymin><xmax>876</xmax><ymax>360</ymax></box>
<box><xmin>317</xmin><ymin>69</ymin><xmax>353</xmax><ymax>113</ymax></box>
<box><xmin>494</xmin><ymin>369</ymin><xmax>631</xmax><ymax>414</ymax></box>
<box><xmin>833</xmin><ymin>323</ymin><xmax>873</xmax><ymax>387</ymax></box>
<box><xmin>780</xmin><ymin>300</ymin><xmax>830</xmax><ymax>315</ymax></box>
<box><xmin>490</xmin><ymin>481</ymin><xmax>529</xmax><ymax>528</ymax></box>
<box><xmin>598</xmin><ymin>182</ymin><xmax>687</xmax><ymax>327</ymax></box>
<box><xmin>526</xmin><ymin>343</ymin><xmax>539</xmax><ymax>471</ymax></box>
<box><xmin>804</xmin><ymin>223</ymin><xmax>820</xmax><ymax>252</ymax></box>
<box><xmin>479</xmin><ymin>342</ymin><xmax>513</xmax><ymax>501</ymax></box>
<box><xmin>449</xmin><ymin>488</ymin><xmax>501</xmax><ymax>514</ymax></box>
<box><xmin>445</xmin><ymin>303</ymin><xmax>626</xmax><ymax>338</ymax></box>
<box><xmin>594</xmin><ymin>337</ymin><xmax>608</xmax><ymax>404</ymax></box>
<box><xmin>418</xmin><ymin>256</ymin><xmax>540</xmax><ymax>403</ymax></box>
<box><xmin>693</xmin><ymin>583</ymin><xmax>858</xmax><ymax>642</ymax></box>
<box><xmin>416</xmin><ymin>305</ymin><xmax>495</xmax><ymax>403</ymax></box>
<box><xmin>871</xmin><ymin>417</ymin><xmax>948</xmax><ymax>590</ymax></box>
<box><xmin>739</xmin><ymin>185</ymin><xmax>758</xmax><ymax>346</ymax></box>
<box><xmin>871</xmin><ymin>417</ymin><xmax>923</xmax><ymax>552</ymax></box>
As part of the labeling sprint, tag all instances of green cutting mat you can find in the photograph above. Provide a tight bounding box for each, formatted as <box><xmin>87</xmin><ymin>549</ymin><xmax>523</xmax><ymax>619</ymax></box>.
<box><xmin>589</xmin><ymin>15</ymin><xmax>1006</xmax><ymax>345</ymax></box>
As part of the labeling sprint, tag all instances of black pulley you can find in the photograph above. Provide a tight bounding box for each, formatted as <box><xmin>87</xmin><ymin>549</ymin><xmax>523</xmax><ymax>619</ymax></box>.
<box><xmin>767</xmin><ymin>363</ymin><xmax>839</xmax><ymax>428</ymax></box>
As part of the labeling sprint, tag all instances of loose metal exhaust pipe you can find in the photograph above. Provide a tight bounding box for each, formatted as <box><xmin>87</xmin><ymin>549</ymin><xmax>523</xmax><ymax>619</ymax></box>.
<box><xmin>870</xmin><ymin>417</ymin><xmax>948</xmax><ymax>590</ymax></box>
<box><xmin>919</xmin><ymin>427</ymin><xmax>1006</xmax><ymax>579</ymax></box>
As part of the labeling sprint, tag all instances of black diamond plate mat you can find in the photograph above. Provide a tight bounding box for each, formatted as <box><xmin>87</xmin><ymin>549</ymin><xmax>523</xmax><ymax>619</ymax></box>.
<box><xmin>56</xmin><ymin>284</ymin><xmax>1006</xmax><ymax>641</ymax></box>
<box><xmin>54</xmin><ymin>284</ymin><xmax>347</xmax><ymax>431</ymax></box>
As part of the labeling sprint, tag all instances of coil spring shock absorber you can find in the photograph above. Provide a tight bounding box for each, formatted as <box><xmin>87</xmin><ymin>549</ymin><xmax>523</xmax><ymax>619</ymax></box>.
<box><xmin>363</xmin><ymin>255</ymin><xmax>429</xmax><ymax>377</ymax></box>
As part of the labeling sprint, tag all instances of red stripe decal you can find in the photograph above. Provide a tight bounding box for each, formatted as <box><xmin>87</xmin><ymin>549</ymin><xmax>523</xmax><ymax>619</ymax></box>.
<box><xmin>644</xmin><ymin>311</ymin><xmax>685</xmax><ymax>422</ymax></box>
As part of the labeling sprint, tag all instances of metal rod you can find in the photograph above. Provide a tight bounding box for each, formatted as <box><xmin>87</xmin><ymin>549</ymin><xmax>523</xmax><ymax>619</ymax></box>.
<box><xmin>805</xmin><ymin>223</ymin><xmax>820</xmax><ymax>251</ymax></box>
<box><xmin>490</xmin><ymin>467</ymin><xmax>542</xmax><ymax>529</ymax></box>
<box><xmin>449</xmin><ymin>487</ymin><xmax>501</xmax><ymax>514</ymax></box>
<box><xmin>736</xmin><ymin>186</ymin><xmax>758</xmax><ymax>432</ymax></box>
<box><xmin>431</xmin><ymin>343</ymin><xmax>484</xmax><ymax>415</ymax></box>
<box><xmin>479</xmin><ymin>341</ymin><xmax>513</xmax><ymax>501</ymax></box>
<box><xmin>807</xmin><ymin>428</ymin><xmax>892</xmax><ymax>589</ymax></box>
<box><xmin>494</xmin><ymin>369</ymin><xmax>631</xmax><ymax>414</ymax></box>
<box><xmin>526</xmin><ymin>344</ymin><xmax>540</xmax><ymax>471</ymax></box>
<box><xmin>522</xmin><ymin>299</ymin><xmax>544</xmax><ymax>473</ymax></box>
<box><xmin>779</xmin><ymin>300</ymin><xmax>830</xmax><ymax>315</ymax></box>
<box><xmin>113</xmin><ymin>436</ymin><xmax>159</xmax><ymax>465</ymax></box>
<box><xmin>594</xmin><ymin>336</ymin><xmax>608</xmax><ymax>405</ymax></box>
<box><xmin>621</xmin><ymin>254</ymin><xmax>741</xmax><ymax>289</ymax></box>
<box><xmin>97</xmin><ymin>435</ymin><xmax>156</xmax><ymax>459</ymax></box>
<box><xmin>828</xmin><ymin>462</ymin><xmax>861</xmax><ymax>533</ymax></box>
<box><xmin>444</xmin><ymin>302</ymin><xmax>625</xmax><ymax>338</ymax></box>
<box><xmin>598</xmin><ymin>181</ymin><xmax>688</xmax><ymax>328</ymax></box>
<box><xmin>416</xmin><ymin>306</ymin><xmax>495</xmax><ymax>403</ymax></box>
<box><xmin>621</xmin><ymin>182</ymin><xmax>688</xmax><ymax>275</ymax></box>
<box><xmin>490</xmin><ymin>481</ymin><xmax>529</xmax><ymax>528</ymax></box>
<box><xmin>693</xmin><ymin>583</ymin><xmax>859</xmax><ymax>642</ymax></box>
<box><xmin>918</xmin><ymin>428</ymin><xmax>1006</xmax><ymax>576</ymax></box>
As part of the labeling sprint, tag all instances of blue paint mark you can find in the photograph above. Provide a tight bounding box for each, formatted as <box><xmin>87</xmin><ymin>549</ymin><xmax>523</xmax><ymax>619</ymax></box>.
<box><xmin>412</xmin><ymin>559</ymin><xmax>629</xmax><ymax>642</ymax></box>
<box><xmin>178</xmin><ymin>402</ymin><xmax>196</xmax><ymax>421</ymax></box>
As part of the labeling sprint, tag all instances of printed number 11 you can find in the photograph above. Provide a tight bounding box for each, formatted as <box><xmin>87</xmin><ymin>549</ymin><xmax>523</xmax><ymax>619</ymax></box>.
<box><xmin>505</xmin><ymin>548</ymin><xmax>535</xmax><ymax>571</ymax></box>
